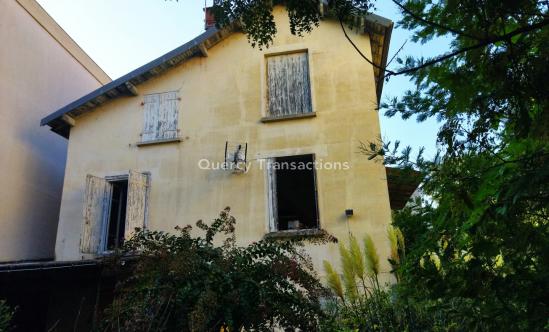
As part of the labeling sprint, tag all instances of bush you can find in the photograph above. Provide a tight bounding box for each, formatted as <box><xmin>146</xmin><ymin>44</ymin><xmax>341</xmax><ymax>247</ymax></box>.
<box><xmin>0</xmin><ymin>300</ymin><xmax>14</xmax><ymax>332</ymax></box>
<box><xmin>320</xmin><ymin>229</ymin><xmax>457</xmax><ymax>331</ymax></box>
<box><xmin>100</xmin><ymin>208</ymin><xmax>329</xmax><ymax>331</ymax></box>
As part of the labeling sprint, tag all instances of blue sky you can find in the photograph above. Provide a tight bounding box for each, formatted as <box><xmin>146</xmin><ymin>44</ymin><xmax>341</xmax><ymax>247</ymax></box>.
<box><xmin>37</xmin><ymin>0</ymin><xmax>448</xmax><ymax>157</ymax></box>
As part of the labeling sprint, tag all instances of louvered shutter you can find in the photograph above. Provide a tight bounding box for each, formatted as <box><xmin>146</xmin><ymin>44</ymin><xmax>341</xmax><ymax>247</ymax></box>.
<box><xmin>81</xmin><ymin>175</ymin><xmax>112</xmax><ymax>254</ymax></box>
<box><xmin>267</xmin><ymin>52</ymin><xmax>312</xmax><ymax>117</ymax></box>
<box><xmin>124</xmin><ymin>170</ymin><xmax>149</xmax><ymax>239</ymax></box>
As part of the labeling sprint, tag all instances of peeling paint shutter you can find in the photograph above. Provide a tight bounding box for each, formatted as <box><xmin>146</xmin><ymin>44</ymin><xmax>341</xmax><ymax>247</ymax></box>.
<box><xmin>158</xmin><ymin>91</ymin><xmax>179</xmax><ymax>139</ymax></box>
<box><xmin>142</xmin><ymin>92</ymin><xmax>179</xmax><ymax>141</ymax></box>
<box><xmin>267</xmin><ymin>158</ymin><xmax>278</xmax><ymax>231</ymax></box>
<box><xmin>267</xmin><ymin>52</ymin><xmax>312</xmax><ymax>117</ymax></box>
<box><xmin>81</xmin><ymin>175</ymin><xmax>112</xmax><ymax>254</ymax></box>
<box><xmin>125</xmin><ymin>170</ymin><xmax>149</xmax><ymax>239</ymax></box>
<box><xmin>142</xmin><ymin>94</ymin><xmax>160</xmax><ymax>141</ymax></box>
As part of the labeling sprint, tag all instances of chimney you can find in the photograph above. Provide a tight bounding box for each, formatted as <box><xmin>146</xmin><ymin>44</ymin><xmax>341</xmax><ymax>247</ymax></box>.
<box><xmin>204</xmin><ymin>7</ymin><xmax>216</xmax><ymax>30</ymax></box>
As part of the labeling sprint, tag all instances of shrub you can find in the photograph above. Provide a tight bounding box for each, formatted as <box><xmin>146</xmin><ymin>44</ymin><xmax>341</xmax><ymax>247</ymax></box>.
<box><xmin>321</xmin><ymin>229</ymin><xmax>454</xmax><ymax>331</ymax></box>
<box><xmin>100</xmin><ymin>208</ymin><xmax>329</xmax><ymax>332</ymax></box>
<box><xmin>0</xmin><ymin>299</ymin><xmax>14</xmax><ymax>332</ymax></box>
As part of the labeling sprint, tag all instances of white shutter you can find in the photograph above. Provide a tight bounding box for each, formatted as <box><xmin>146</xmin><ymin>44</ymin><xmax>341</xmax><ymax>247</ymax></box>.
<box><xmin>267</xmin><ymin>158</ymin><xmax>278</xmax><ymax>231</ymax></box>
<box><xmin>81</xmin><ymin>175</ymin><xmax>112</xmax><ymax>254</ymax></box>
<box><xmin>267</xmin><ymin>52</ymin><xmax>312</xmax><ymax>117</ymax></box>
<box><xmin>142</xmin><ymin>92</ymin><xmax>179</xmax><ymax>142</ymax></box>
<box><xmin>125</xmin><ymin>170</ymin><xmax>149</xmax><ymax>239</ymax></box>
<box><xmin>158</xmin><ymin>91</ymin><xmax>179</xmax><ymax>139</ymax></box>
<box><xmin>142</xmin><ymin>94</ymin><xmax>160</xmax><ymax>141</ymax></box>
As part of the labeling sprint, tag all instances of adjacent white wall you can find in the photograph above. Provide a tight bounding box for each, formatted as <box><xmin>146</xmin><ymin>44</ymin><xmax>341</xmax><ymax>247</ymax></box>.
<box><xmin>0</xmin><ymin>0</ymin><xmax>109</xmax><ymax>262</ymax></box>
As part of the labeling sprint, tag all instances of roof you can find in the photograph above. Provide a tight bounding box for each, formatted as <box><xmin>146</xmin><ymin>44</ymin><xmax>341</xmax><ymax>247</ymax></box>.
<box><xmin>17</xmin><ymin>0</ymin><xmax>111</xmax><ymax>85</ymax></box>
<box><xmin>41</xmin><ymin>13</ymin><xmax>393</xmax><ymax>138</ymax></box>
<box><xmin>385</xmin><ymin>167</ymin><xmax>423</xmax><ymax>210</ymax></box>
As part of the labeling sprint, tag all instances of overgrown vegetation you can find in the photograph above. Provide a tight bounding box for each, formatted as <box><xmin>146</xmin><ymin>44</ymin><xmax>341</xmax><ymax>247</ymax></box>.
<box><xmin>321</xmin><ymin>229</ymin><xmax>446</xmax><ymax>331</ymax></box>
<box><xmin>0</xmin><ymin>300</ymin><xmax>14</xmax><ymax>332</ymax></box>
<box><xmin>101</xmin><ymin>208</ymin><xmax>330</xmax><ymax>332</ymax></box>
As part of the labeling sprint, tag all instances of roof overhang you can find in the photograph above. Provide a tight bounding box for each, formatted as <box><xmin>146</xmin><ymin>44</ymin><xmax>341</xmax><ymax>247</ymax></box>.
<box><xmin>41</xmin><ymin>13</ymin><xmax>392</xmax><ymax>138</ymax></box>
<box><xmin>386</xmin><ymin>167</ymin><xmax>423</xmax><ymax>210</ymax></box>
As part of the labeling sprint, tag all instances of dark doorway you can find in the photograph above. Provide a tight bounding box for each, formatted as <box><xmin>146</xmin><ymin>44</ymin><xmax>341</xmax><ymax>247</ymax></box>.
<box><xmin>106</xmin><ymin>180</ymin><xmax>128</xmax><ymax>250</ymax></box>
<box><xmin>274</xmin><ymin>154</ymin><xmax>319</xmax><ymax>230</ymax></box>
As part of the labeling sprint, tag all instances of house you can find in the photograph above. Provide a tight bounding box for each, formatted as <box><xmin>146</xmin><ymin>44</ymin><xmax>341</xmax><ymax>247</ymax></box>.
<box><xmin>41</xmin><ymin>6</ymin><xmax>396</xmax><ymax>277</ymax></box>
<box><xmin>0</xmin><ymin>0</ymin><xmax>111</xmax><ymax>263</ymax></box>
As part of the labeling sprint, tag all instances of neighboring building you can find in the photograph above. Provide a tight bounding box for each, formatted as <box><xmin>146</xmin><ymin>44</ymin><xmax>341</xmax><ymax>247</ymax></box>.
<box><xmin>0</xmin><ymin>0</ymin><xmax>111</xmax><ymax>262</ymax></box>
<box><xmin>41</xmin><ymin>6</ymin><xmax>395</xmax><ymax>276</ymax></box>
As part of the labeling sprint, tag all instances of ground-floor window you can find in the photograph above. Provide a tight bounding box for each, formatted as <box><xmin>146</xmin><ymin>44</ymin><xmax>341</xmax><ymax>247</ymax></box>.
<box><xmin>268</xmin><ymin>154</ymin><xmax>319</xmax><ymax>231</ymax></box>
<box><xmin>106</xmin><ymin>179</ymin><xmax>128</xmax><ymax>250</ymax></box>
<box><xmin>81</xmin><ymin>171</ymin><xmax>149</xmax><ymax>254</ymax></box>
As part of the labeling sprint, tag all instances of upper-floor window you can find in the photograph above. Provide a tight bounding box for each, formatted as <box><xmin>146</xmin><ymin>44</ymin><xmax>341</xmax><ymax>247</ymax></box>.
<box><xmin>141</xmin><ymin>91</ymin><xmax>179</xmax><ymax>142</ymax></box>
<box><xmin>266</xmin><ymin>51</ymin><xmax>313</xmax><ymax>117</ymax></box>
<box><xmin>267</xmin><ymin>154</ymin><xmax>319</xmax><ymax>232</ymax></box>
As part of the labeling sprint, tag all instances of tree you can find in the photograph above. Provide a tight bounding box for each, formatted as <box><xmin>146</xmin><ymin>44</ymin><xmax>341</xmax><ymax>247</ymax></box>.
<box><xmin>212</xmin><ymin>0</ymin><xmax>549</xmax><ymax>330</ymax></box>
<box><xmin>0</xmin><ymin>299</ymin><xmax>14</xmax><ymax>332</ymax></box>
<box><xmin>100</xmin><ymin>208</ymin><xmax>329</xmax><ymax>332</ymax></box>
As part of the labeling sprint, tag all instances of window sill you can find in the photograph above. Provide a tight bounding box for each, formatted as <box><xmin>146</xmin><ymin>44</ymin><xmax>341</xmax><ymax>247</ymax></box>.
<box><xmin>264</xmin><ymin>228</ymin><xmax>326</xmax><ymax>239</ymax></box>
<box><xmin>136</xmin><ymin>137</ymin><xmax>181</xmax><ymax>147</ymax></box>
<box><xmin>260</xmin><ymin>112</ymin><xmax>316</xmax><ymax>123</ymax></box>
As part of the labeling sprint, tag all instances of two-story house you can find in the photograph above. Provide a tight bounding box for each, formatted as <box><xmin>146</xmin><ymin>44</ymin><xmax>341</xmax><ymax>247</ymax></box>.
<box><xmin>40</xmin><ymin>6</ymin><xmax>395</xmax><ymax>277</ymax></box>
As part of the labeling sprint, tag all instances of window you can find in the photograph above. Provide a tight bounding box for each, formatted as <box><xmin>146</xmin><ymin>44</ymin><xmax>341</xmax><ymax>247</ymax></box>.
<box><xmin>81</xmin><ymin>171</ymin><xmax>149</xmax><ymax>254</ymax></box>
<box><xmin>267</xmin><ymin>154</ymin><xmax>319</xmax><ymax>231</ymax></box>
<box><xmin>142</xmin><ymin>91</ymin><xmax>179</xmax><ymax>142</ymax></box>
<box><xmin>106</xmin><ymin>180</ymin><xmax>128</xmax><ymax>250</ymax></box>
<box><xmin>266</xmin><ymin>52</ymin><xmax>312</xmax><ymax>117</ymax></box>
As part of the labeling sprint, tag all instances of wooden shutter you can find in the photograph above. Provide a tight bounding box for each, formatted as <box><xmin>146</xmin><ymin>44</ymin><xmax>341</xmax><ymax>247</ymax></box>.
<box><xmin>142</xmin><ymin>92</ymin><xmax>179</xmax><ymax>142</ymax></box>
<box><xmin>125</xmin><ymin>170</ymin><xmax>149</xmax><ymax>239</ymax></box>
<box><xmin>267</xmin><ymin>52</ymin><xmax>312</xmax><ymax>117</ymax></box>
<box><xmin>158</xmin><ymin>91</ymin><xmax>179</xmax><ymax>139</ymax></box>
<box><xmin>81</xmin><ymin>175</ymin><xmax>112</xmax><ymax>254</ymax></box>
<box><xmin>142</xmin><ymin>94</ymin><xmax>160</xmax><ymax>141</ymax></box>
<box><xmin>267</xmin><ymin>158</ymin><xmax>278</xmax><ymax>231</ymax></box>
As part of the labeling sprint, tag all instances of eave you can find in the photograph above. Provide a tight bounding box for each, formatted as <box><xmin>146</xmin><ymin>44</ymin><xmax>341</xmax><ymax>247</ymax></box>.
<box><xmin>41</xmin><ymin>13</ymin><xmax>392</xmax><ymax>139</ymax></box>
<box><xmin>40</xmin><ymin>26</ymin><xmax>234</xmax><ymax>138</ymax></box>
<box><xmin>386</xmin><ymin>167</ymin><xmax>423</xmax><ymax>210</ymax></box>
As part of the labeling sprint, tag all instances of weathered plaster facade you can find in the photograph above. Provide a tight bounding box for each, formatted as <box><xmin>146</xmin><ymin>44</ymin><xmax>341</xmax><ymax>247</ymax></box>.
<box><xmin>53</xmin><ymin>7</ymin><xmax>394</xmax><ymax>278</ymax></box>
<box><xmin>0</xmin><ymin>0</ymin><xmax>110</xmax><ymax>262</ymax></box>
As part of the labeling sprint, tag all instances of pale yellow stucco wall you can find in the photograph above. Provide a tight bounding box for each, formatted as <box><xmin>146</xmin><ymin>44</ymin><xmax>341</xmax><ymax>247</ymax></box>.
<box><xmin>0</xmin><ymin>0</ymin><xmax>109</xmax><ymax>262</ymax></box>
<box><xmin>55</xmin><ymin>7</ymin><xmax>393</xmax><ymax>279</ymax></box>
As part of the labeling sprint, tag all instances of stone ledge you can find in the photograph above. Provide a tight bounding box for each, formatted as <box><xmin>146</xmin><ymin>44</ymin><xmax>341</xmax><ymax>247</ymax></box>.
<box><xmin>260</xmin><ymin>112</ymin><xmax>316</xmax><ymax>123</ymax></box>
<box><xmin>136</xmin><ymin>137</ymin><xmax>181</xmax><ymax>147</ymax></box>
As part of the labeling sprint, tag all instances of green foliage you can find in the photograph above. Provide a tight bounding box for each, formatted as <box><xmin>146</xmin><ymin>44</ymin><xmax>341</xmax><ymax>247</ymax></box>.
<box><xmin>376</xmin><ymin>1</ymin><xmax>549</xmax><ymax>330</ymax></box>
<box><xmin>210</xmin><ymin>0</ymin><xmax>375</xmax><ymax>49</ymax></box>
<box><xmin>0</xmin><ymin>300</ymin><xmax>14</xmax><ymax>332</ymax></box>
<box><xmin>321</xmin><ymin>233</ymin><xmax>454</xmax><ymax>331</ymax></box>
<box><xmin>100</xmin><ymin>208</ymin><xmax>327</xmax><ymax>332</ymax></box>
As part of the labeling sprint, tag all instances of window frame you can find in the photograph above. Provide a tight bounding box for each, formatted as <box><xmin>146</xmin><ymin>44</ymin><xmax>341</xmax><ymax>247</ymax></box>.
<box><xmin>82</xmin><ymin>171</ymin><xmax>150</xmax><ymax>255</ymax></box>
<box><xmin>99</xmin><ymin>175</ymin><xmax>129</xmax><ymax>253</ymax></box>
<box><xmin>266</xmin><ymin>153</ymin><xmax>321</xmax><ymax>234</ymax></box>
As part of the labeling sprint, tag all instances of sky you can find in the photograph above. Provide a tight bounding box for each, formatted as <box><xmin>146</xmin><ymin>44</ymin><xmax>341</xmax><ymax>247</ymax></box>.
<box><xmin>37</xmin><ymin>0</ymin><xmax>449</xmax><ymax>157</ymax></box>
